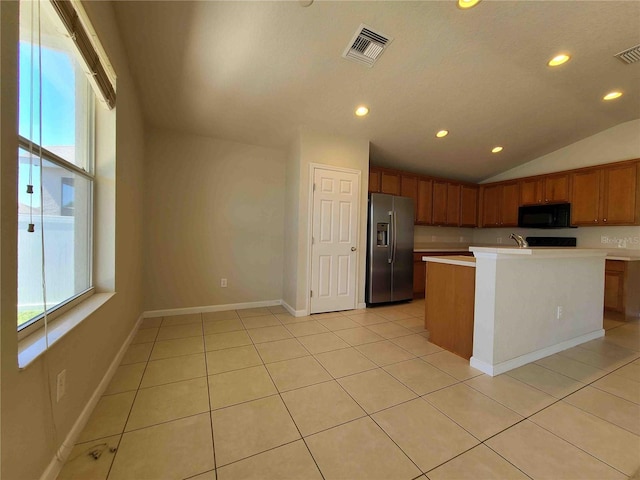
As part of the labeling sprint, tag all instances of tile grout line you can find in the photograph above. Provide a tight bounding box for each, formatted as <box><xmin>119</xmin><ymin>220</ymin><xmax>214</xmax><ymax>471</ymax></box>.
<box><xmin>103</xmin><ymin>318</ymin><xmax>161</xmax><ymax>480</ymax></box>
<box><xmin>200</xmin><ymin>312</ymin><xmax>218</xmax><ymax>477</ymax></box>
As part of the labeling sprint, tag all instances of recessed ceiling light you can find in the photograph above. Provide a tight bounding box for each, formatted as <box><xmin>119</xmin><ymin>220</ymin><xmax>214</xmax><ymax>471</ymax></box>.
<box><xmin>548</xmin><ymin>54</ymin><xmax>570</xmax><ymax>67</ymax></box>
<box><xmin>491</xmin><ymin>146</ymin><xmax>503</xmax><ymax>153</ymax></box>
<box><xmin>436</xmin><ymin>130</ymin><xmax>449</xmax><ymax>138</ymax></box>
<box><xmin>457</xmin><ymin>0</ymin><xmax>481</xmax><ymax>9</ymax></box>
<box><xmin>603</xmin><ymin>91</ymin><xmax>622</xmax><ymax>101</ymax></box>
<box><xmin>355</xmin><ymin>106</ymin><xmax>369</xmax><ymax>117</ymax></box>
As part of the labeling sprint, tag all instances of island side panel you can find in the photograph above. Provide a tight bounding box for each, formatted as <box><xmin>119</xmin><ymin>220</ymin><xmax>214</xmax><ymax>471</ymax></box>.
<box><xmin>425</xmin><ymin>262</ymin><xmax>475</xmax><ymax>359</ymax></box>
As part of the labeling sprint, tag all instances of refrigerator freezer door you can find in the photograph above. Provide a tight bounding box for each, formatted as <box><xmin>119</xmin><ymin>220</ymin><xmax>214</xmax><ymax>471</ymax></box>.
<box><xmin>367</xmin><ymin>193</ymin><xmax>393</xmax><ymax>303</ymax></box>
<box><xmin>391</xmin><ymin>195</ymin><xmax>414</xmax><ymax>301</ymax></box>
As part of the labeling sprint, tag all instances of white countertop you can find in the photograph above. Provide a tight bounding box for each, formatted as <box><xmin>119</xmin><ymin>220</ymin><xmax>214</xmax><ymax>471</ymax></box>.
<box><xmin>470</xmin><ymin>246</ymin><xmax>608</xmax><ymax>258</ymax></box>
<box><xmin>422</xmin><ymin>255</ymin><xmax>476</xmax><ymax>267</ymax></box>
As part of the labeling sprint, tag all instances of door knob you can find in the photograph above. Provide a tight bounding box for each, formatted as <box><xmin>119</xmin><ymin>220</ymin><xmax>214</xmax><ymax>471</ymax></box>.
<box><xmin>351</xmin><ymin>247</ymin><xmax>357</xmax><ymax>251</ymax></box>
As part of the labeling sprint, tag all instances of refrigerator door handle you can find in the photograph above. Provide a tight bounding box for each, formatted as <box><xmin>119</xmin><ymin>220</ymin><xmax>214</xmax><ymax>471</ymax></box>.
<box><xmin>387</xmin><ymin>211</ymin><xmax>393</xmax><ymax>264</ymax></box>
<box><xmin>392</xmin><ymin>209</ymin><xmax>398</xmax><ymax>264</ymax></box>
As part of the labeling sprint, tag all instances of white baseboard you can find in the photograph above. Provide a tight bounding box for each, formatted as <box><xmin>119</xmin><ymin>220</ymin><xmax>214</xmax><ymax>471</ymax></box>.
<box><xmin>470</xmin><ymin>329</ymin><xmax>605</xmax><ymax>376</ymax></box>
<box><xmin>39</xmin><ymin>314</ymin><xmax>144</xmax><ymax>480</ymax></box>
<box><xmin>281</xmin><ymin>300</ymin><xmax>308</xmax><ymax>317</ymax></box>
<box><xmin>357</xmin><ymin>302</ymin><xmax>366</xmax><ymax>310</ymax></box>
<box><xmin>143</xmin><ymin>299</ymin><xmax>283</xmax><ymax>318</ymax></box>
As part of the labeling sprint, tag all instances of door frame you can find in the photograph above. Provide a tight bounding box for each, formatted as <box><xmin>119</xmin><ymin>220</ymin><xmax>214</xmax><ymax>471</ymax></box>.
<box><xmin>306</xmin><ymin>163</ymin><xmax>362</xmax><ymax>315</ymax></box>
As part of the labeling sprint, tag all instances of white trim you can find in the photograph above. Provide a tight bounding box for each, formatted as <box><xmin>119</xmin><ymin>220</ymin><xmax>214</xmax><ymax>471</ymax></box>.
<box><xmin>143</xmin><ymin>299</ymin><xmax>282</xmax><ymax>318</ymax></box>
<box><xmin>39</xmin><ymin>314</ymin><xmax>143</xmax><ymax>480</ymax></box>
<box><xmin>470</xmin><ymin>328</ymin><xmax>605</xmax><ymax>376</ymax></box>
<box><xmin>307</xmin><ymin>163</ymin><xmax>362</xmax><ymax>315</ymax></box>
<box><xmin>357</xmin><ymin>302</ymin><xmax>367</xmax><ymax>310</ymax></box>
<box><xmin>281</xmin><ymin>300</ymin><xmax>308</xmax><ymax>318</ymax></box>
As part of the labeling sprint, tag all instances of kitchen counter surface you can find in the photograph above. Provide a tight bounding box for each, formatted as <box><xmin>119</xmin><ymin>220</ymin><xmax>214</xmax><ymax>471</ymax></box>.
<box><xmin>413</xmin><ymin>243</ymin><xmax>470</xmax><ymax>253</ymax></box>
<box><xmin>422</xmin><ymin>255</ymin><xmax>476</xmax><ymax>267</ymax></box>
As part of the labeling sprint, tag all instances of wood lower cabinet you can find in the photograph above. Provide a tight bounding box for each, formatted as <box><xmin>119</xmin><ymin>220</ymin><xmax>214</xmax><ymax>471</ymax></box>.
<box><xmin>604</xmin><ymin>261</ymin><xmax>625</xmax><ymax>312</ymax></box>
<box><xmin>604</xmin><ymin>260</ymin><xmax>640</xmax><ymax>317</ymax></box>
<box><xmin>425</xmin><ymin>261</ymin><xmax>476</xmax><ymax>359</ymax></box>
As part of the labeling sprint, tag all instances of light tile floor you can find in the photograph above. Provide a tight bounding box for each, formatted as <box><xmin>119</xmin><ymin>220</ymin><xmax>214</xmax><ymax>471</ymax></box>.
<box><xmin>59</xmin><ymin>302</ymin><xmax>640</xmax><ymax>480</ymax></box>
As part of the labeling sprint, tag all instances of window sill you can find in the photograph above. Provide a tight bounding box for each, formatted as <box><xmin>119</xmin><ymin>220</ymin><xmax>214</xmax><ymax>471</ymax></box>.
<box><xmin>18</xmin><ymin>292</ymin><xmax>115</xmax><ymax>369</ymax></box>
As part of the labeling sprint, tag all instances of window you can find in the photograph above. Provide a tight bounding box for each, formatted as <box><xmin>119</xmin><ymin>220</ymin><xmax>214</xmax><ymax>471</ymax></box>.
<box><xmin>18</xmin><ymin>0</ymin><xmax>95</xmax><ymax>334</ymax></box>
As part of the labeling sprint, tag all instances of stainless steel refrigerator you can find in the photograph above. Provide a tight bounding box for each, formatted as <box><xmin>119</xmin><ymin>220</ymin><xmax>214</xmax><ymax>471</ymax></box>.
<box><xmin>366</xmin><ymin>193</ymin><xmax>414</xmax><ymax>305</ymax></box>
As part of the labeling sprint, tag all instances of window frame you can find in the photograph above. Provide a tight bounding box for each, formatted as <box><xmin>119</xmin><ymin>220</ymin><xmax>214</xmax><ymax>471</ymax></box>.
<box><xmin>17</xmin><ymin>131</ymin><xmax>95</xmax><ymax>339</ymax></box>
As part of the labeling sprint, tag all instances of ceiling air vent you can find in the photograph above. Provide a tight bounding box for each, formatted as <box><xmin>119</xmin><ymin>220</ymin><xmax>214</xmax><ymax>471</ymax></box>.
<box><xmin>342</xmin><ymin>24</ymin><xmax>393</xmax><ymax>67</ymax></box>
<box><xmin>614</xmin><ymin>44</ymin><xmax>640</xmax><ymax>64</ymax></box>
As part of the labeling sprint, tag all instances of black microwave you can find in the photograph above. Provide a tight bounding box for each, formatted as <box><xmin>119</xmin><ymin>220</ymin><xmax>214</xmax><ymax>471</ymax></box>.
<box><xmin>518</xmin><ymin>203</ymin><xmax>574</xmax><ymax>229</ymax></box>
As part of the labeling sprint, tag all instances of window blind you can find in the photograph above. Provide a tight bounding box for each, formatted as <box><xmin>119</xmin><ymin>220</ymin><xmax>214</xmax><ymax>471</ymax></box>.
<box><xmin>50</xmin><ymin>0</ymin><xmax>116</xmax><ymax>109</ymax></box>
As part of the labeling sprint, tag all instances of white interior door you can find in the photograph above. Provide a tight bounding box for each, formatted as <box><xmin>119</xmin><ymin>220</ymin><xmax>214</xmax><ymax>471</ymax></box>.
<box><xmin>310</xmin><ymin>167</ymin><xmax>360</xmax><ymax>314</ymax></box>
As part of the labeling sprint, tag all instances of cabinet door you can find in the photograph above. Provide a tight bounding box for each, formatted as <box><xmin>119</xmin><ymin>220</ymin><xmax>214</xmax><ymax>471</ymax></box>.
<box><xmin>604</xmin><ymin>269</ymin><xmax>624</xmax><ymax>312</ymax></box>
<box><xmin>381</xmin><ymin>172</ymin><xmax>401</xmax><ymax>195</ymax></box>
<box><xmin>500</xmin><ymin>182</ymin><xmax>520</xmax><ymax>226</ymax></box>
<box><xmin>369</xmin><ymin>168</ymin><xmax>381</xmax><ymax>193</ymax></box>
<box><xmin>417</xmin><ymin>178</ymin><xmax>433</xmax><ymax>224</ymax></box>
<box><xmin>601</xmin><ymin>163</ymin><xmax>637</xmax><ymax>225</ymax></box>
<box><xmin>481</xmin><ymin>185</ymin><xmax>500</xmax><ymax>227</ymax></box>
<box><xmin>446</xmin><ymin>184</ymin><xmax>461</xmax><ymax>226</ymax></box>
<box><xmin>571</xmin><ymin>170</ymin><xmax>601</xmax><ymax>225</ymax></box>
<box><xmin>400</xmin><ymin>174</ymin><xmax>418</xmax><ymax>222</ymax></box>
<box><xmin>432</xmin><ymin>181</ymin><xmax>448</xmax><ymax>225</ymax></box>
<box><xmin>544</xmin><ymin>174</ymin><xmax>570</xmax><ymax>203</ymax></box>
<box><xmin>520</xmin><ymin>178</ymin><xmax>543</xmax><ymax>205</ymax></box>
<box><xmin>460</xmin><ymin>185</ymin><xmax>478</xmax><ymax>227</ymax></box>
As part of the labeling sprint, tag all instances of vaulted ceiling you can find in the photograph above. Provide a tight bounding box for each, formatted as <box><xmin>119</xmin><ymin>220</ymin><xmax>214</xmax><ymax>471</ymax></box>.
<box><xmin>114</xmin><ymin>1</ymin><xmax>640</xmax><ymax>182</ymax></box>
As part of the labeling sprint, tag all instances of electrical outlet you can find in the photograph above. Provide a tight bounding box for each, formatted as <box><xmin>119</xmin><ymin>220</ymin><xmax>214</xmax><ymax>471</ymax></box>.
<box><xmin>556</xmin><ymin>306</ymin><xmax>564</xmax><ymax>320</ymax></box>
<box><xmin>56</xmin><ymin>369</ymin><xmax>66</xmax><ymax>402</ymax></box>
<box><xmin>220</xmin><ymin>278</ymin><xmax>227</xmax><ymax>288</ymax></box>
<box><xmin>496</xmin><ymin>237</ymin><xmax>503</xmax><ymax>244</ymax></box>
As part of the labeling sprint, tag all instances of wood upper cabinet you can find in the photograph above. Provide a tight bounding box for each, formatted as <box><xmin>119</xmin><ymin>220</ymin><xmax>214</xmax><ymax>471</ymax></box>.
<box><xmin>380</xmin><ymin>171</ymin><xmax>401</xmax><ymax>195</ymax></box>
<box><xmin>432</xmin><ymin>181</ymin><xmax>448</xmax><ymax>225</ymax></box>
<box><xmin>544</xmin><ymin>173</ymin><xmax>570</xmax><ymax>203</ymax></box>
<box><xmin>520</xmin><ymin>178</ymin><xmax>544</xmax><ymax>205</ymax></box>
<box><xmin>601</xmin><ymin>163</ymin><xmax>638</xmax><ymax>225</ymax></box>
<box><xmin>500</xmin><ymin>181</ymin><xmax>520</xmax><ymax>226</ymax></box>
<box><xmin>571</xmin><ymin>163</ymin><xmax>638</xmax><ymax>226</ymax></box>
<box><xmin>460</xmin><ymin>185</ymin><xmax>478</xmax><ymax>227</ymax></box>
<box><xmin>369</xmin><ymin>168</ymin><xmax>381</xmax><ymax>193</ymax></box>
<box><xmin>416</xmin><ymin>178</ymin><xmax>433</xmax><ymax>224</ymax></box>
<box><xmin>446</xmin><ymin>184</ymin><xmax>461</xmax><ymax>226</ymax></box>
<box><xmin>400</xmin><ymin>174</ymin><xmax>418</xmax><ymax>221</ymax></box>
<box><xmin>480</xmin><ymin>182</ymin><xmax>519</xmax><ymax>227</ymax></box>
<box><xmin>571</xmin><ymin>169</ymin><xmax>601</xmax><ymax>225</ymax></box>
<box><xmin>480</xmin><ymin>184</ymin><xmax>500</xmax><ymax>227</ymax></box>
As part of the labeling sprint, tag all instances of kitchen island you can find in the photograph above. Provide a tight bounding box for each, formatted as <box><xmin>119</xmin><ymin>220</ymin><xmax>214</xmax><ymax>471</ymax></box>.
<box><xmin>424</xmin><ymin>247</ymin><xmax>608</xmax><ymax>376</ymax></box>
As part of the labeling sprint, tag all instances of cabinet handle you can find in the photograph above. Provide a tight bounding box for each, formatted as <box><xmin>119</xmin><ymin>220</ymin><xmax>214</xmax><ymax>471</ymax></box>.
<box><xmin>595</xmin><ymin>219</ymin><xmax>598</xmax><ymax>223</ymax></box>
<box><xmin>603</xmin><ymin>218</ymin><xmax>607</xmax><ymax>222</ymax></box>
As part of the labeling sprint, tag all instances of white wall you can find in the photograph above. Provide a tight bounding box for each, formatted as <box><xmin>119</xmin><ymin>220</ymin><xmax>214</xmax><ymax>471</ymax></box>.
<box><xmin>285</xmin><ymin>130</ymin><xmax>369</xmax><ymax>313</ymax></box>
<box><xmin>483</xmin><ymin>119</ymin><xmax>640</xmax><ymax>183</ymax></box>
<box><xmin>1</xmin><ymin>2</ymin><xmax>146</xmax><ymax>478</ymax></box>
<box><xmin>474</xmin><ymin>119</ymin><xmax>640</xmax><ymax>251</ymax></box>
<box><xmin>144</xmin><ymin>129</ymin><xmax>286</xmax><ymax>311</ymax></box>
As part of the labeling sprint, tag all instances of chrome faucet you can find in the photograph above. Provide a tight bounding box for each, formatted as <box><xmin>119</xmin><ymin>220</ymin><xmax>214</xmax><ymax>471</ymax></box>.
<box><xmin>509</xmin><ymin>233</ymin><xmax>529</xmax><ymax>248</ymax></box>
